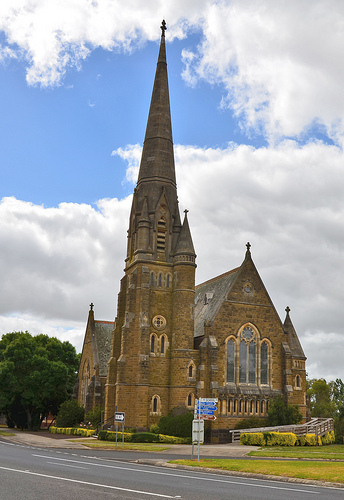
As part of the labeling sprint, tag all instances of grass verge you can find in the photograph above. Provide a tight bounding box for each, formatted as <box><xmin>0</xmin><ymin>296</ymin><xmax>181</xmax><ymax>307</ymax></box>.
<box><xmin>170</xmin><ymin>458</ymin><xmax>344</xmax><ymax>484</ymax></box>
<box><xmin>73</xmin><ymin>440</ymin><xmax>171</xmax><ymax>452</ymax></box>
<box><xmin>0</xmin><ymin>430</ymin><xmax>15</xmax><ymax>436</ymax></box>
<box><xmin>248</xmin><ymin>445</ymin><xmax>344</xmax><ymax>460</ymax></box>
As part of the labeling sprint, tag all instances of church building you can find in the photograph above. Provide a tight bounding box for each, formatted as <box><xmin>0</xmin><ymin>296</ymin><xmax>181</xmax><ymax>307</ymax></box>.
<box><xmin>75</xmin><ymin>22</ymin><xmax>307</xmax><ymax>442</ymax></box>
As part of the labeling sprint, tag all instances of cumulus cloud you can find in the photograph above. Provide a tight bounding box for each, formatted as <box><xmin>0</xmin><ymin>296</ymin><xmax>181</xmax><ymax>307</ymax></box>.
<box><xmin>1</xmin><ymin>0</ymin><xmax>344</xmax><ymax>144</ymax></box>
<box><xmin>0</xmin><ymin>196</ymin><xmax>131</xmax><ymax>324</ymax></box>
<box><xmin>0</xmin><ymin>0</ymin><xmax>205</xmax><ymax>87</ymax></box>
<box><xmin>181</xmin><ymin>0</ymin><xmax>344</xmax><ymax>143</ymax></box>
<box><xmin>1</xmin><ymin>140</ymin><xmax>344</xmax><ymax>381</ymax></box>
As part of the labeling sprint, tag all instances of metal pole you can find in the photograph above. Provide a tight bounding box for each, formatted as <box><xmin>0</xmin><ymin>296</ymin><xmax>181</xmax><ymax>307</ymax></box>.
<box><xmin>122</xmin><ymin>421</ymin><xmax>124</xmax><ymax>449</ymax></box>
<box><xmin>198</xmin><ymin>400</ymin><xmax>201</xmax><ymax>462</ymax></box>
<box><xmin>115</xmin><ymin>421</ymin><xmax>118</xmax><ymax>447</ymax></box>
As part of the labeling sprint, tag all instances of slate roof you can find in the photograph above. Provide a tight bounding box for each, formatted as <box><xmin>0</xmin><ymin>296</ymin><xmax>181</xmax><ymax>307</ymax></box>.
<box><xmin>283</xmin><ymin>312</ymin><xmax>306</xmax><ymax>359</ymax></box>
<box><xmin>194</xmin><ymin>268</ymin><xmax>240</xmax><ymax>337</ymax></box>
<box><xmin>94</xmin><ymin>320</ymin><xmax>114</xmax><ymax>376</ymax></box>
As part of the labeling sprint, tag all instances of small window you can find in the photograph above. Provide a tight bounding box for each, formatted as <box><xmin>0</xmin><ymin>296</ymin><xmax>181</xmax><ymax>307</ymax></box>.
<box><xmin>152</xmin><ymin>396</ymin><xmax>159</xmax><ymax>413</ymax></box>
<box><xmin>188</xmin><ymin>365</ymin><xmax>193</xmax><ymax>378</ymax></box>
<box><xmin>187</xmin><ymin>393</ymin><xmax>193</xmax><ymax>407</ymax></box>
<box><xmin>150</xmin><ymin>334</ymin><xmax>156</xmax><ymax>353</ymax></box>
<box><xmin>296</xmin><ymin>375</ymin><xmax>301</xmax><ymax>388</ymax></box>
<box><xmin>160</xmin><ymin>335</ymin><xmax>165</xmax><ymax>354</ymax></box>
<box><xmin>150</xmin><ymin>272</ymin><xmax>155</xmax><ymax>286</ymax></box>
<box><xmin>166</xmin><ymin>274</ymin><xmax>170</xmax><ymax>288</ymax></box>
<box><xmin>158</xmin><ymin>273</ymin><xmax>162</xmax><ymax>287</ymax></box>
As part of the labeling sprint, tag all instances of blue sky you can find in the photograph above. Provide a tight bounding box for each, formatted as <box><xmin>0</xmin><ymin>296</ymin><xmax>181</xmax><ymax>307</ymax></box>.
<box><xmin>1</xmin><ymin>31</ymin><xmax>268</xmax><ymax>207</ymax></box>
<box><xmin>0</xmin><ymin>0</ymin><xmax>344</xmax><ymax>381</ymax></box>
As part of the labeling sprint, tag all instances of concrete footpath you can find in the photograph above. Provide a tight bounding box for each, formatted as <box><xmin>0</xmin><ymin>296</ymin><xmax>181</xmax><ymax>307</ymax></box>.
<box><xmin>0</xmin><ymin>428</ymin><xmax>257</xmax><ymax>456</ymax></box>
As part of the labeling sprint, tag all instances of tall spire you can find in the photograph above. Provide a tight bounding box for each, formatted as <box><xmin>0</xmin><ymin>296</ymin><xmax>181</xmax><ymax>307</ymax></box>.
<box><xmin>136</xmin><ymin>20</ymin><xmax>177</xmax><ymax>210</ymax></box>
<box><xmin>126</xmin><ymin>21</ymin><xmax>182</xmax><ymax>266</ymax></box>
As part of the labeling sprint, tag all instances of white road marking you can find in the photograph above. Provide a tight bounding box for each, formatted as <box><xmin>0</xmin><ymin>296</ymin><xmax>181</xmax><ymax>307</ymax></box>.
<box><xmin>46</xmin><ymin>461</ymin><xmax>88</xmax><ymax>469</ymax></box>
<box><xmin>0</xmin><ymin>465</ymin><xmax>175</xmax><ymax>498</ymax></box>
<box><xmin>32</xmin><ymin>453</ymin><xmax>320</xmax><ymax>494</ymax></box>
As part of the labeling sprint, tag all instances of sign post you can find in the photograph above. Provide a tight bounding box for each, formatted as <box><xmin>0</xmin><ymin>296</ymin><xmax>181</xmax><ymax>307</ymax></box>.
<box><xmin>193</xmin><ymin>398</ymin><xmax>218</xmax><ymax>461</ymax></box>
<box><xmin>115</xmin><ymin>412</ymin><xmax>125</xmax><ymax>449</ymax></box>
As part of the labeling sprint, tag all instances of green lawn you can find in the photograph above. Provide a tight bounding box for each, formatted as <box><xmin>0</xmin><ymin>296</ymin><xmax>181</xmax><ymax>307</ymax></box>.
<box><xmin>0</xmin><ymin>430</ymin><xmax>15</xmax><ymax>436</ymax></box>
<box><xmin>74</xmin><ymin>440</ymin><xmax>171</xmax><ymax>452</ymax></box>
<box><xmin>248</xmin><ymin>444</ymin><xmax>344</xmax><ymax>460</ymax></box>
<box><xmin>171</xmin><ymin>458</ymin><xmax>344</xmax><ymax>484</ymax></box>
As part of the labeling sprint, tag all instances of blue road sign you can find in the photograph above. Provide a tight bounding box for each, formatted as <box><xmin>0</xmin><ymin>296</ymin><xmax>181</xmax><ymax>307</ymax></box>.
<box><xmin>195</xmin><ymin>410</ymin><xmax>215</xmax><ymax>415</ymax></box>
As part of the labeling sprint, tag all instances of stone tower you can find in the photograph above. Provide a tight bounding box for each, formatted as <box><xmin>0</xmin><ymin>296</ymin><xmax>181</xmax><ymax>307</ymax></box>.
<box><xmin>104</xmin><ymin>21</ymin><xmax>198</xmax><ymax>429</ymax></box>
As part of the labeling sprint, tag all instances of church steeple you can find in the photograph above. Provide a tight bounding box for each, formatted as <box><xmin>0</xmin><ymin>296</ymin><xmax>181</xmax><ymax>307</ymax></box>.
<box><xmin>126</xmin><ymin>21</ymin><xmax>182</xmax><ymax>267</ymax></box>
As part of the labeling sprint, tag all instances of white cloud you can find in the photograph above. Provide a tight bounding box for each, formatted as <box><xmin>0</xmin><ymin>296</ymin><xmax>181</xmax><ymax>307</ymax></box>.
<box><xmin>1</xmin><ymin>140</ymin><xmax>344</xmax><ymax>381</ymax></box>
<box><xmin>1</xmin><ymin>0</ymin><xmax>344</xmax><ymax>145</ymax></box>
<box><xmin>0</xmin><ymin>0</ymin><xmax>205</xmax><ymax>87</ymax></box>
<box><xmin>181</xmin><ymin>0</ymin><xmax>344</xmax><ymax>143</ymax></box>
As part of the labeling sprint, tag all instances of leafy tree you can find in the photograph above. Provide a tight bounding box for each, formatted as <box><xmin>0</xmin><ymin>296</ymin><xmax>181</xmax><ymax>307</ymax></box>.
<box><xmin>266</xmin><ymin>395</ymin><xmax>303</xmax><ymax>426</ymax></box>
<box><xmin>307</xmin><ymin>378</ymin><xmax>337</xmax><ymax>418</ymax></box>
<box><xmin>307</xmin><ymin>377</ymin><xmax>344</xmax><ymax>443</ymax></box>
<box><xmin>55</xmin><ymin>400</ymin><xmax>84</xmax><ymax>428</ymax></box>
<box><xmin>0</xmin><ymin>331</ymin><xmax>79</xmax><ymax>430</ymax></box>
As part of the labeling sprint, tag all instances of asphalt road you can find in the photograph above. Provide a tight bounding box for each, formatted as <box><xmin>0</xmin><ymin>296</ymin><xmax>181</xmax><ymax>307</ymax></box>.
<box><xmin>1</xmin><ymin>439</ymin><xmax>343</xmax><ymax>500</ymax></box>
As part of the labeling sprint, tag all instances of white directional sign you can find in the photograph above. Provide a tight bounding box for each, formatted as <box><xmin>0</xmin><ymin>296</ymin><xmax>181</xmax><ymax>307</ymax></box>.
<box><xmin>115</xmin><ymin>412</ymin><xmax>125</xmax><ymax>422</ymax></box>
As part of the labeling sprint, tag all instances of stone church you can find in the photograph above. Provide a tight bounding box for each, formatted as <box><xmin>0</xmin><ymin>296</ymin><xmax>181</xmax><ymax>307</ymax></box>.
<box><xmin>75</xmin><ymin>22</ymin><xmax>307</xmax><ymax>442</ymax></box>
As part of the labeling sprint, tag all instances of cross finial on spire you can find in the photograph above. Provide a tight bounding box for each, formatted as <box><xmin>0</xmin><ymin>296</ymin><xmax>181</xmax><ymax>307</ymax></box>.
<box><xmin>161</xmin><ymin>20</ymin><xmax>167</xmax><ymax>36</ymax></box>
<box><xmin>90</xmin><ymin>302</ymin><xmax>94</xmax><ymax>311</ymax></box>
<box><xmin>246</xmin><ymin>242</ymin><xmax>251</xmax><ymax>252</ymax></box>
<box><xmin>285</xmin><ymin>306</ymin><xmax>290</xmax><ymax>314</ymax></box>
<box><xmin>184</xmin><ymin>209</ymin><xmax>189</xmax><ymax>215</ymax></box>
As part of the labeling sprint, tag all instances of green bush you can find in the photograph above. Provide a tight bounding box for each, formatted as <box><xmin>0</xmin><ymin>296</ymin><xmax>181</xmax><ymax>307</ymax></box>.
<box><xmin>84</xmin><ymin>406</ymin><xmax>102</xmax><ymax>428</ymax></box>
<box><xmin>49</xmin><ymin>426</ymin><xmax>95</xmax><ymax>437</ymax></box>
<box><xmin>55</xmin><ymin>400</ymin><xmax>84</xmax><ymax>428</ymax></box>
<box><xmin>157</xmin><ymin>407</ymin><xmax>193</xmax><ymax>438</ymax></box>
<box><xmin>304</xmin><ymin>433</ymin><xmax>317</xmax><ymax>446</ymax></box>
<box><xmin>131</xmin><ymin>432</ymin><xmax>160</xmax><ymax>443</ymax></box>
<box><xmin>98</xmin><ymin>430</ymin><xmax>133</xmax><ymax>442</ymax></box>
<box><xmin>97</xmin><ymin>430</ymin><xmax>190</xmax><ymax>444</ymax></box>
<box><xmin>240</xmin><ymin>432</ymin><xmax>265</xmax><ymax>446</ymax></box>
<box><xmin>149</xmin><ymin>424</ymin><xmax>160</xmax><ymax>434</ymax></box>
<box><xmin>296</xmin><ymin>435</ymin><xmax>306</xmax><ymax>446</ymax></box>
<box><xmin>263</xmin><ymin>431</ymin><xmax>297</xmax><ymax>446</ymax></box>
<box><xmin>320</xmin><ymin>431</ymin><xmax>335</xmax><ymax>445</ymax></box>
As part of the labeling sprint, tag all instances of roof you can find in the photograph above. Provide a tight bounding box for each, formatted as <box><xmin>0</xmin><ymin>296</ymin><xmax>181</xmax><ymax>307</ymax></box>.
<box><xmin>94</xmin><ymin>320</ymin><xmax>114</xmax><ymax>376</ymax></box>
<box><xmin>283</xmin><ymin>311</ymin><xmax>306</xmax><ymax>359</ymax></box>
<box><xmin>194</xmin><ymin>268</ymin><xmax>240</xmax><ymax>337</ymax></box>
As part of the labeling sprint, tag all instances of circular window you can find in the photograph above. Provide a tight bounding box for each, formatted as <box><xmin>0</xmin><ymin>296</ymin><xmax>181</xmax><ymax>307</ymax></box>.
<box><xmin>243</xmin><ymin>282</ymin><xmax>254</xmax><ymax>295</ymax></box>
<box><xmin>242</xmin><ymin>326</ymin><xmax>254</xmax><ymax>341</ymax></box>
<box><xmin>152</xmin><ymin>315</ymin><xmax>166</xmax><ymax>330</ymax></box>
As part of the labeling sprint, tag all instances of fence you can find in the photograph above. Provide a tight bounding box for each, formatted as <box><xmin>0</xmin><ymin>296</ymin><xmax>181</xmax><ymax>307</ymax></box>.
<box><xmin>230</xmin><ymin>417</ymin><xmax>334</xmax><ymax>443</ymax></box>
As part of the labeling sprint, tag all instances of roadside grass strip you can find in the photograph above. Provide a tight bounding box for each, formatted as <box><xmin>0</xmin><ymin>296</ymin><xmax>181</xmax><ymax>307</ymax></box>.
<box><xmin>170</xmin><ymin>459</ymin><xmax>344</xmax><ymax>484</ymax></box>
<box><xmin>248</xmin><ymin>445</ymin><xmax>344</xmax><ymax>460</ymax></box>
<box><xmin>73</xmin><ymin>440</ymin><xmax>171</xmax><ymax>451</ymax></box>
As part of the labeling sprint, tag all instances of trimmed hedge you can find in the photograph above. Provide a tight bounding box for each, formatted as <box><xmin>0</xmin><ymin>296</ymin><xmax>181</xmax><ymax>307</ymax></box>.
<box><xmin>263</xmin><ymin>431</ymin><xmax>297</xmax><ymax>447</ymax></box>
<box><xmin>240</xmin><ymin>430</ymin><xmax>334</xmax><ymax>446</ymax></box>
<box><xmin>98</xmin><ymin>430</ymin><xmax>190</xmax><ymax>444</ymax></box>
<box><xmin>49</xmin><ymin>426</ymin><xmax>95</xmax><ymax>437</ymax></box>
<box><xmin>240</xmin><ymin>432</ymin><xmax>265</xmax><ymax>446</ymax></box>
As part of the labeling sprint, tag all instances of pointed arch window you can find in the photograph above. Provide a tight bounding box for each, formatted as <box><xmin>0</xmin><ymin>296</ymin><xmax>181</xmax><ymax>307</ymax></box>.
<box><xmin>239</xmin><ymin>326</ymin><xmax>257</xmax><ymax>384</ymax></box>
<box><xmin>150</xmin><ymin>334</ymin><xmax>157</xmax><ymax>354</ymax></box>
<box><xmin>81</xmin><ymin>360</ymin><xmax>90</xmax><ymax>406</ymax></box>
<box><xmin>226</xmin><ymin>338</ymin><xmax>235</xmax><ymax>383</ymax></box>
<box><xmin>151</xmin><ymin>395</ymin><xmax>161</xmax><ymax>414</ymax></box>
<box><xmin>160</xmin><ymin>334</ymin><xmax>167</xmax><ymax>354</ymax></box>
<box><xmin>261</xmin><ymin>342</ymin><xmax>269</xmax><ymax>385</ymax></box>
<box><xmin>187</xmin><ymin>393</ymin><xmax>194</xmax><ymax>408</ymax></box>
